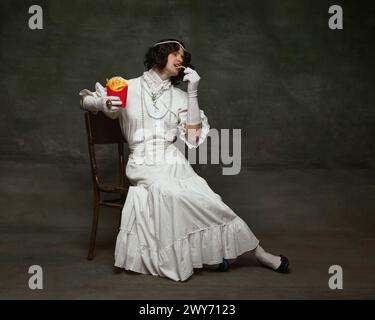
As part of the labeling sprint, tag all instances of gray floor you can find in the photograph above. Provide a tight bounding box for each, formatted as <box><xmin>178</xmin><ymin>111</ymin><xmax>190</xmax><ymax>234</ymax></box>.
<box><xmin>1</xmin><ymin>160</ymin><xmax>375</xmax><ymax>299</ymax></box>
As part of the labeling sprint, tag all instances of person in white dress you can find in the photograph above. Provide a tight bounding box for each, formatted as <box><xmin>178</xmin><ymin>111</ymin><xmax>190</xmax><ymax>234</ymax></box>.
<box><xmin>79</xmin><ymin>39</ymin><xmax>290</xmax><ymax>281</ymax></box>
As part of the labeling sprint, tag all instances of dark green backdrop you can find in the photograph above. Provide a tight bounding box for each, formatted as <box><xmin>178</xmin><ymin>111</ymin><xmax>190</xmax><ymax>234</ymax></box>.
<box><xmin>1</xmin><ymin>0</ymin><xmax>374</xmax><ymax>168</ymax></box>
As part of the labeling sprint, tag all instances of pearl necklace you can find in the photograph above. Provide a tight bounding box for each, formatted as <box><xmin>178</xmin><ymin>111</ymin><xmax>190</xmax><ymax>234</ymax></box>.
<box><xmin>140</xmin><ymin>77</ymin><xmax>173</xmax><ymax>158</ymax></box>
<box><xmin>143</xmin><ymin>70</ymin><xmax>171</xmax><ymax>112</ymax></box>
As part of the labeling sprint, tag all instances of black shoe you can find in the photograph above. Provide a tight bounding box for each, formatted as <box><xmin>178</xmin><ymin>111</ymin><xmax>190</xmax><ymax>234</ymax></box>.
<box><xmin>215</xmin><ymin>259</ymin><xmax>230</xmax><ymax>272</ymax></box>
<box><xmin>113</xmin><ymin>266</ymin><xmax>123</xmax><ymax>274</ymax></box>
<box><xmin>275</xmin><ymin>254</ymin><xmax>290</xmax><ymax>273</ymax></box>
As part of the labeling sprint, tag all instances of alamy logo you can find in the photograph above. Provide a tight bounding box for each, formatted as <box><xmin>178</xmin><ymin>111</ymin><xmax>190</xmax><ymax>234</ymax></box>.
<box><xmin>28</xmin><ymin>265</ymin><xmax>43</xmax><ymax>290</ymax></box>
<box><xmin>328</xmin><ymin>265</ymin><xmax>343</xmax><ymax>290</ymax></box>
<box><xmin>131</xmin><ymin>126</ymin><xmax>242</xmax><ymax>175</ymax></box>
<box><xmin>28</xmin><ymin>5</ymin><xmax>43</xmax><ymax>30</ymax></box>
<box><xmin>328</xmin><ymin>5</ymin><xmax>343</xmax><ymax>30</ymax></box>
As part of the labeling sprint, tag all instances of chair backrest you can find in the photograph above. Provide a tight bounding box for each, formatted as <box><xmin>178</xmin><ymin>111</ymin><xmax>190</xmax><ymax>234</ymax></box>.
<box><xmin>84</xmin><ymin>111</ymin><xmax>126</xmax><ymax>144</ymax></box>
<box><xmin>84</xmin><ymin>111</ymin><xmax>127</xmax><ymax>188</ymax></box>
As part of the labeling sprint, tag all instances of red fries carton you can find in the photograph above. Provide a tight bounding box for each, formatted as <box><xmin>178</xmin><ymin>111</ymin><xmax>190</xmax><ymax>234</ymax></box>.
<box><xmin>106</xmin><ymin>76</ymin><xmax>128</xmax><ymax>108</ymax></box>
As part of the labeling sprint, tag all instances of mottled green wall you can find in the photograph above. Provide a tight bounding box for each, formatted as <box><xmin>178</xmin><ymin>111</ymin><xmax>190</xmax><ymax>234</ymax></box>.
<box><xmin>1</xmin><ymin>0</ymin><xmax>374</xmax><ymax>168</ymax></box>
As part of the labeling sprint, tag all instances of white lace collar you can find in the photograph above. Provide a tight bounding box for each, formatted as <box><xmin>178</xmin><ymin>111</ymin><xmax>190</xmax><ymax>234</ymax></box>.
<box><xmin>142</xmin><ymin>68</ymin><xmax>172</xmax><ymax>101</ymax></box>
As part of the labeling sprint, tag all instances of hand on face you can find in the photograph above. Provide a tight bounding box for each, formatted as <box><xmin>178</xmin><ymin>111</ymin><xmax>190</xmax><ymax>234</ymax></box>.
<box><xmin>183</xmin><ymin>67</ymin><xmax>200</xmax><ymax>92</ymax></box>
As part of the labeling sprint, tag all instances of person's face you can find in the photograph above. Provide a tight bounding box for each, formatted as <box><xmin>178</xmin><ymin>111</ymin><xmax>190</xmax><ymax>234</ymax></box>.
<box><xmin>164</xmin><ymin>47</ymin><xmax>185</xmax><ymax>77</ymax></box>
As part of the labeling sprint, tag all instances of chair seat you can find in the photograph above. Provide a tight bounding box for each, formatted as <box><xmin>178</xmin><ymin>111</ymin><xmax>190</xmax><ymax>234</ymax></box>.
<box><xmin>98</xmin><ymin>183</ymin><xmax>129</xmax><ymax>195</ymax></box>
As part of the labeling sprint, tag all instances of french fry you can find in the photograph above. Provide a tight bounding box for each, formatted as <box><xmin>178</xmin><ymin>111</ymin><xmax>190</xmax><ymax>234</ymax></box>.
<box><xmin>106</xmin><ymin>76</ymin><xmax>128</xmax><ymax>108</ymax></box>
<box><xmin>106</xmin><ymin>76</ymin><xmax>128</xmax><ymax>92</ymax></box>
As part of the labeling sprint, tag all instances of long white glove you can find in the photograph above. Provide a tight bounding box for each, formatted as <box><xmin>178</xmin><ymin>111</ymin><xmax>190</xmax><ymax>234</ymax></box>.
<box><xmin>80</xmin><ymin>82</ymin><xmax>122</xmax><ymax>112</ymax></box>
<box><xmin>183</xmin><ymin>67</ymin><xmax>202</xmax><ymax>125</ymax></box>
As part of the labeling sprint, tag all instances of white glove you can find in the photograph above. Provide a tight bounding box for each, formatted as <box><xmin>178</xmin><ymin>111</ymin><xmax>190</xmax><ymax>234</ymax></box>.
<box><xmin>183</xmin><ymin>67</ymin><xmax>200</xmax><ymax>96</ymax></box>
<box><xmin>183</xmin><ymin>67</ymin><xmax>201</xmax><ymax>124</ymax></box>
<box><xmin>81</xmin><ymin>82</ymin><xmax>122</xmax><ymax>112</ymax></box>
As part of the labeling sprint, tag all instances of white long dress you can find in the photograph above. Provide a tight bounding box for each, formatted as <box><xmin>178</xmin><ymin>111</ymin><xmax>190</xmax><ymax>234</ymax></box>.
<box><xmin>80</xmin><ymin>72</ymin><xmax>259</xmax><ymax>281</ymax></box>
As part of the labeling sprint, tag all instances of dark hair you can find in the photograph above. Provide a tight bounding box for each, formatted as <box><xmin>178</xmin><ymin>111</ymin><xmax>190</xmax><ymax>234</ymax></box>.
<box><xmin>144</xmin><ymin>38</ymin><xmax>192</xmax><ymax>85</ymax></box>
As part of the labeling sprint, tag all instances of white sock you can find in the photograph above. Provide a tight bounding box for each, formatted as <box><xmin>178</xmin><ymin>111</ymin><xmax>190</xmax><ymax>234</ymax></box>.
<box><xmin>252</xmin><ymin>245</ymin><xmax>282</xmax><ymax>270</ymax></box>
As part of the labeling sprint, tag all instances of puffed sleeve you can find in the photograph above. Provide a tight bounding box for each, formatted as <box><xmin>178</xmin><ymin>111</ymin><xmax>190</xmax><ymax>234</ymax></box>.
<box><xmin>177</xmin><ymin>103</ymin><xmax>210</xmax><ymax>149</ymax></box>
<box><xmin>78</xmin><ymin>83</ymin><xmax>121</xmax><ymax>120</ymax></box>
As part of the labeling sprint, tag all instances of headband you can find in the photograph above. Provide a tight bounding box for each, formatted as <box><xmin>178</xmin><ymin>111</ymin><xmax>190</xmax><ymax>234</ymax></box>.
<box><xmin>153</xmin><ymin>40</ymin><xmax>186</xmax><ymax>51</ymax></box>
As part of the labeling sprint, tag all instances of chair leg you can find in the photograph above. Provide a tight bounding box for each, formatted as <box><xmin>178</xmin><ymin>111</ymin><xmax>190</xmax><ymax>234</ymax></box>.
<box><xmin>118</xmin><ymin>209</ymin><xmax>122</xmax><ymax>229</ymax></box>
<box><xmin>87</xmin><ymin>195</ymin><xmax>100</xmax><ymax>260</ymax></box>
<box><xmin>118</xmin><ymin>194</ymin><xmax>126</xmax><ymax>229</ymax></box>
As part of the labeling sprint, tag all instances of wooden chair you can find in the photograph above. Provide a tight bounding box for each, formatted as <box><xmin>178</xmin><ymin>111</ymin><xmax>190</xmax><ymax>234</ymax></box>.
<box><xmin>84</xmin><ymin>111</ymin><xmax>131</xmax><ymax>260</ymax></box>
